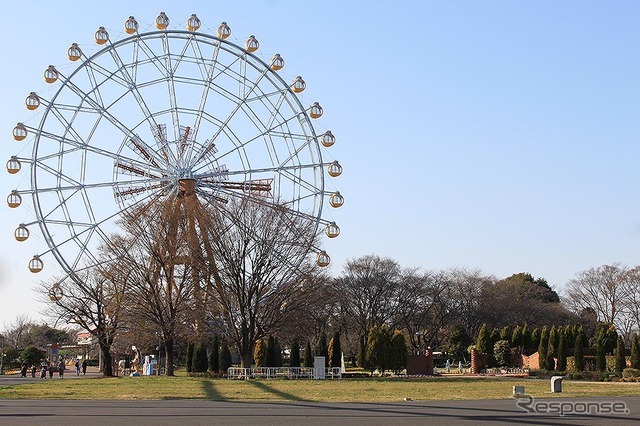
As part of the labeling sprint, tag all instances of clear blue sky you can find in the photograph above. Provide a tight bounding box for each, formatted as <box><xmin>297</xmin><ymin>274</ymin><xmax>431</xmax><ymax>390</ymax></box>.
<box><xmin>1</xmin><ymin>0</ymin><xmax>639</xmax><ymax>326</ymax></box>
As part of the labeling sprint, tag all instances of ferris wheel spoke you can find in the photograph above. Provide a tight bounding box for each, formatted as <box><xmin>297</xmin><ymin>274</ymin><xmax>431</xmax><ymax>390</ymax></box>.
<box><xmin>46</xmin><ymin>183</ymin><xmax>169</xmax><ymax>253</ymax></box>
<box><xmin>82</xmin><ymin>60</ymin><xmax>107</xmax><ymax>111</ymax></box>
<box><xmin>200</xmin><ymin>60</ymin><xmax>270</xmax><ymax>157</ymax></box>
<box><xmin>273</xmin><ymin>136</ymin><xmax>319</xmax><ymax>171</ymax></box>
<box><xmin>103</xmin><ymin>40</ymin><xmax>163</xmax><ymax>134</ymax></box>
<box><xmin>219</xmin><ymin>206</ymin><xmax>310</xmax><ymax>271</ymax></box>
<box><xmin>12</xmin><ymin>25</ymin><xmax>334</xmax><ymax>277</ymax></box>
<box><xmin>194</xmin><ymin>112</ymin><xmax>307</xmax><ymax>173</ymax></box>
<box><xmin>256</xmin><ymin>88</ymin><xmax>291</xmax><ymax>130</ymax></box>
<box><xmin>198</xmin><ymin>163</ymin><xmax>321</xmax><ymax>208</ymax></box>
<box><xmin>201</xmin><ymin>188</ymin><xmax>319</xmax><ymax>244</ymax></box>
<box><xmin>276</xmin><ymin>168</ymin><xmax>323</xmax><ymax>201</ymax></box>
<box><xmin>31</xmin><ymin>178</ymin><xmax>168</xmax><ymax>204</ymax></box>
<box><xmin>61</xmin><ymin>79</ymin><xmax>136</xmax><ymax>131</ymax></box>
<box><xmin>190</xmin><ymin>37</ymin><xmax>223</xmax><ymax>147</ymax></box>
<box><xmin>196</xmin><ymin>162</ymin><xmax>313</xmax><ymax>180</ymax></box>
<box><xmin>48</xmin><ymin>103</ymin><xmax>100</xmax><ymax>114</ymax></box>
<box><xmin>31</xmin><ymin>161</ymin><xmax>82</xmax><ymax>191</ymax></box>
<box><xmin>58</xmin><ymin>72</ymin><xmax>168</xmax><ymax>167</ymax></box>
<box><xmin>35</xmin><ymin>128</ymin><xmax>166</xmax><ymax>176</ymax></box>
<box><xmin>126</xmin><ymin>34</ymin><xmax>172</xmax><ymax>81</ymax></box>
<box><xmin>44</xmin><ymin>102</ymin><xmax>95</xmax><ymax>150</ymax></box>
<box><xmin>152</xmin><ymin>33</ymin><xmax>182</xmax><ymax>143</ymax></box>
<box><xmin>40</xmin><ymin>219</ymin><xmax>94</xmax><ymax>227</ymax></box>
<box><xmin>84</xmin><ymin>60</ymin><xmax>132</xmax><ymax>90</ymax></box>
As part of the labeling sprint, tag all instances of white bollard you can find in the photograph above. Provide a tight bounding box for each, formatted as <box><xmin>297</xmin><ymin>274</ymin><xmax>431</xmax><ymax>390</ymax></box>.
<box><xmin>551</xmin><ymin>376</ymin><xmax>564</xmax><ymax>393</ymax></box>
<box><xmin>513</xmin><ymin>385</ymin><xmax>525</xmax><ymax>396</ymax></box>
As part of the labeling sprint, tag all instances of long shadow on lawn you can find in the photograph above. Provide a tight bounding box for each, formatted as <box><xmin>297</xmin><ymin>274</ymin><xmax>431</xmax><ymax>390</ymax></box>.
<box><xmin>245</xmin><ymin>380</ymin><xmax>308</xmax><ymax>401</ymax></box>
<box><xmin>201</xmin><ymin>380</ymin><xmax>225</xmax><ymax>400</ymax></box>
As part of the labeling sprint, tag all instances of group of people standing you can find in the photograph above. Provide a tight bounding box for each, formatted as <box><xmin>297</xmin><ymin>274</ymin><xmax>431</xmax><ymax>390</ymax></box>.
<box><xmin>20</xmin><ymin>358</ymin><xmax>88</xmax><ymax>379</ymax></box>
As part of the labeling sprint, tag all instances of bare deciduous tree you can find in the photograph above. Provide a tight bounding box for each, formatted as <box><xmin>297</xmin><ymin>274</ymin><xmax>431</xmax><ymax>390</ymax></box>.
<box><xmin>333</xmin><ymin>255</ymin><xmax>404</xmax><ymax>347</ymax></box>
<box><xmin>38</xmin><ymin>266</ymin><xmax>127</xmax><ymax>376</ymax></box>
<box><xmin>1</xmin><ymin>314</ymin><xmax>34</xmax><ymax>350</ymax></box>
<box><xmin>204</xmin><ymin>198</ymin><xmax>321</xmax><ymax>367</ymax></box>
<box><xmin>565</xmin><ymin>263</ymin><xmax>628</xmax><ymax>327</ymax></box>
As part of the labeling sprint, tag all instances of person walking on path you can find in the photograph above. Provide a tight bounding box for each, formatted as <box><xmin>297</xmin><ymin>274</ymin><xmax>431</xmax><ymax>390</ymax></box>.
<box><xmin>40</xmin><ymin>364</ymin><xmax>47</xmax><ymax>379</ymax></box>
<box><xmin>75</xmin><ymin>359</ymin><xmax>81</xmax><ymax>376</ymax></box>
<box><xmin>82</xmin><ymin>359</ymin><xmax>87</xmax><ymax>375</ymax></box>
<box><xmin>31</xmin><ymin>365</ymin><xmax>36</xmax><ymax>378</ymax></box>
<box><xmin>58</xmin><ymin>360</ymin><xmax>65</xmax><ymax>378</ymax></box>
<box><xmin>49</xmin><ymin>362</ymin><xmax>54</xmax><ymax>379</ymax></box>
<box><xmin>20</xmin><ymin>362</ymin><xmax>27</xmax><ymax>378</ymax></box>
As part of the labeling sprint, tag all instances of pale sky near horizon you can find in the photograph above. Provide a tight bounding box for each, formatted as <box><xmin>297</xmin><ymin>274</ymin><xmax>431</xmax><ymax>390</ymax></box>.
<box><xmin>1</xmin><ymin>0</ymin><xmax>640</xmax><ymax>328</ymax></box>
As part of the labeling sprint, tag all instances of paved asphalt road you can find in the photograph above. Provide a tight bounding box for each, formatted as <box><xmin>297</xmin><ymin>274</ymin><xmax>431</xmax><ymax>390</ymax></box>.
<box><xmin>0</xmin><ymin>398</ymin><xmax>639</xmax><ymax>425</ymax></box>
<box><xmin>1</xmin><ymin>372</ymin><xmax>639</xmax><ymax>425</ymax></box>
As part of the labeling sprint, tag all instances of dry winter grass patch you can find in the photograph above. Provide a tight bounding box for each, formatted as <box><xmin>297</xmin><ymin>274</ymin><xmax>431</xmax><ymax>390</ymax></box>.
<box><xmin>1</xmin><ymin>376</ymin><xmax>639</xmax><ymax>402</ymax></box>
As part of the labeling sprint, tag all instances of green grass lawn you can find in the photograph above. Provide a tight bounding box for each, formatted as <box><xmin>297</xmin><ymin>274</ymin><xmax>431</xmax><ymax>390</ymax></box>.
<box><xmin>1</xmin><ymin>376</ymin><xmax>639</xmax><ymax>402</ymax></box>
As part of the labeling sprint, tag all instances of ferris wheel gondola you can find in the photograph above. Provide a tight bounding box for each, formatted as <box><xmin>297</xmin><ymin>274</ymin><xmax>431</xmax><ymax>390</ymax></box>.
<box><xmin>7</xmin><ymin>12</ymin><xmax>343</xmax><ymax>280</ymax></box>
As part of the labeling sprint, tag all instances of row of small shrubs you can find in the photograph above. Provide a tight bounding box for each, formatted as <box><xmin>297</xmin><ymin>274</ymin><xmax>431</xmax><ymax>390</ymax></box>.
<box><xmin>622</xmin><ymin>368</ymin><xmax>640</xmax><ymax>382</ymax></box>
<box><xmin>529</xmin><ymin>368</ymin><xmax>640</xmax><ymax>382</ymax></box>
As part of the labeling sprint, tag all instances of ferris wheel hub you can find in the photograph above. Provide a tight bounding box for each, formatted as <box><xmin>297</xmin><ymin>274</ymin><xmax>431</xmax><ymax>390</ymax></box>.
<box><xmin>9</xmin><ymin>14</ymin><xmax>341</xmax><ymax>274</ymax></box>
<box><xmin>178</xmin><ymin>179</ymin><xmax>197</xmax><ymax>195</ymax></box>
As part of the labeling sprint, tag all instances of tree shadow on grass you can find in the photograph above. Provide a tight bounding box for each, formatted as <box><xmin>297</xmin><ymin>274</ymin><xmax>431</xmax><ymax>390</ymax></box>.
<box><xmin>201</xmin><ymin>379</ymin><xmax>225</xmax><ymax>401</ymax></box>
<box><xmin>246</xmin><ymin>380</ymin><xmax>308</xmax><ymax>401</ymax></box>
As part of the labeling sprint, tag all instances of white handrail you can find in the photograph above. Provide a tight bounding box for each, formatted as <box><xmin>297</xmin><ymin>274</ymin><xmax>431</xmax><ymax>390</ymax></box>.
<box><xmin>227</xmin><ymin>366</ymin><xmax>342</xmax><ymax>380</ymax></box>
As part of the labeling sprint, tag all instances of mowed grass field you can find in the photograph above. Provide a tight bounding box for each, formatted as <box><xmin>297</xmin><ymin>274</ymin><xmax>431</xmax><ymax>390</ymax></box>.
<box><xmin>1</xmin><ymin>376</ymin><xmax>639</xmax><ymax>402</ymax></box>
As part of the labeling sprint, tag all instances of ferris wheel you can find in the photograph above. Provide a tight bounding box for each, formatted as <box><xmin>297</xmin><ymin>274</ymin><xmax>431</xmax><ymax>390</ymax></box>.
<box><xmin>7</xmin><ymin>13</ymin><xmax>343</xmax><ymax>282</ymax></box>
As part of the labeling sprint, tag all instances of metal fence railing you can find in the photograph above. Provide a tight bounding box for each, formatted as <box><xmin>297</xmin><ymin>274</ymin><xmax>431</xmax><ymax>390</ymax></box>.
<box><xmin>227</xmin><ymin>366</ymin><xmax>342</xmax><ymax>380</ymax></box>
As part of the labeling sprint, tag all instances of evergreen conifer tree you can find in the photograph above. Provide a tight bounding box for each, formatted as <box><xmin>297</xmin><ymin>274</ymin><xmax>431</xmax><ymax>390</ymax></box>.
<box><xmin>511</xmin><ymin>325</ymin><xmax>523</xmax><ymax>349</ymax></box>
<box><xmin>615</xmin><ymin>335</ymin><xmax>626</xmax><ymax>374</ymax></box>
<box><xmin>631</xmin><ymin>333</ymin><xmax>640</xmax><ymax>370</ymax></box>
<box><xmin>209</xmin><ymin>335</ymin><xmax>219</xmax><ymax>373</ymax></box>
<box><xmin>391</xmin><ymin>330</ymin><xmax>408</xmax><ymax>374</ymax></box>
<box><xmin>219</xmin><ymin>340</ymin><xmax>232</xmax><ymax>374</ymax></box>
<box><xmin>574</xmin><ymin>331</ymin><xmax>585</xmax><ymax>372</ymax></box>
<box><xmin>275</xmin><ymin>337</ymin><xmax>283</xmax><ymax>367</ymax></box>
<box><xmin>521</xmin><ymin>323</ymin><xmax>530</xmax><ymax>351</ymax></box>
<box><xmin>254</xmin><ymin>339</ymin><xmax>267</xmax><ymax>367</ymax></box>
<box><xmin>357</xmin><ymin>334</ymin><xmax>367</xmax><ymax>368</ymax></box>
<box><xmin>556</xmin><ymin>331</ymin><xmax>566</xmax><ymax>371</ymax></box>
<box><xmin>315</xmin><ymin>331</ymin><xmax>328</xmax><ymax>367</ymax></box>
<box><xmin>530</xmin><ymin>327</ymin><xmax>541</xmax><ymax>352</ymax></box>
<box><xmin>266</xmin><ymin>335</ymin><xmax>277</xmax><ymax>367</ymax></box>
<box><xmin>186</xmin><ymin>342</ymin><xmax>194</xmax><ymax>373</ymax></box>
<box><xmin>500</xmin><ymin>326</ymin><xmax>511</xmax><ymax>342</ymax></box>
<box><xmin>192</xmin><ymin>340</ymin><xmax>208</xmax><ymax>373</ymax></box>
<box><xmin>303</xmin><ymin>340</ymin><xmax>313</xmax><ymax>368</ymax></box>
<box><xmin>476</xmin><ymin>323</ymin><xmax>489</xmax><ymax>354</ymax></box>
<box><xmin>366</xmin><ymin>324</ymin><xmax>392</xmax><ymax>374</ymax></box>
<box><xmin>489</xmin><ymin>328</ymin><xmax>501</xmax><ymax>355</ymax></box>
<box><xmin>564</xmin><ymin>324</ymin><xmax>574</xmax><ymax>348</ymax></box>
<box><xmin>546</xmin><ymin>326</ymin><xmax>557</xmax><ymax>370</ymax></box>
<box><xmin>328</xmin><ymin>331</ymin><xmax>342</xmax><ymax>369</ymax></box>
<box><xmin>596</xmin><ymin>334</ymin><xmax>606</xmax><ymax>372</ymax></box>
<box><xmin>290</xmin><ymin>339</ymin><xmax>301</xmax><ymax>368</ymax></box>
<box><xmin>538</xmin><ymin>326</ymin><xmax>548</xmax><ymax>369</ymax></box>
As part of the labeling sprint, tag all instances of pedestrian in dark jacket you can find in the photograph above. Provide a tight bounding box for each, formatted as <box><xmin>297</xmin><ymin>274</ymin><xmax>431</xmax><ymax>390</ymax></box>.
<box><xmin>58</xmin><ymin>360</ymin><xmax>65</xmax><ymax>378</ymax></box>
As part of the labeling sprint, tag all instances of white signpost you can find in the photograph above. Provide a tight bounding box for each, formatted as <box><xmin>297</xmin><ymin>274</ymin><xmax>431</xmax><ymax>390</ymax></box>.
<box><xmin>314</xmin><ymin>356</ymin><xmax>326</xmax><ymax>379</ymax></box>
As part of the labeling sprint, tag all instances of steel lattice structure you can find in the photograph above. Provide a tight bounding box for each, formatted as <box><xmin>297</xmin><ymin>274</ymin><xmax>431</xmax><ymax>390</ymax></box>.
<box><xmin>7</xmin><ymin>13</ymin><xmax>343</xmax><ymax>282</ymax></box>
